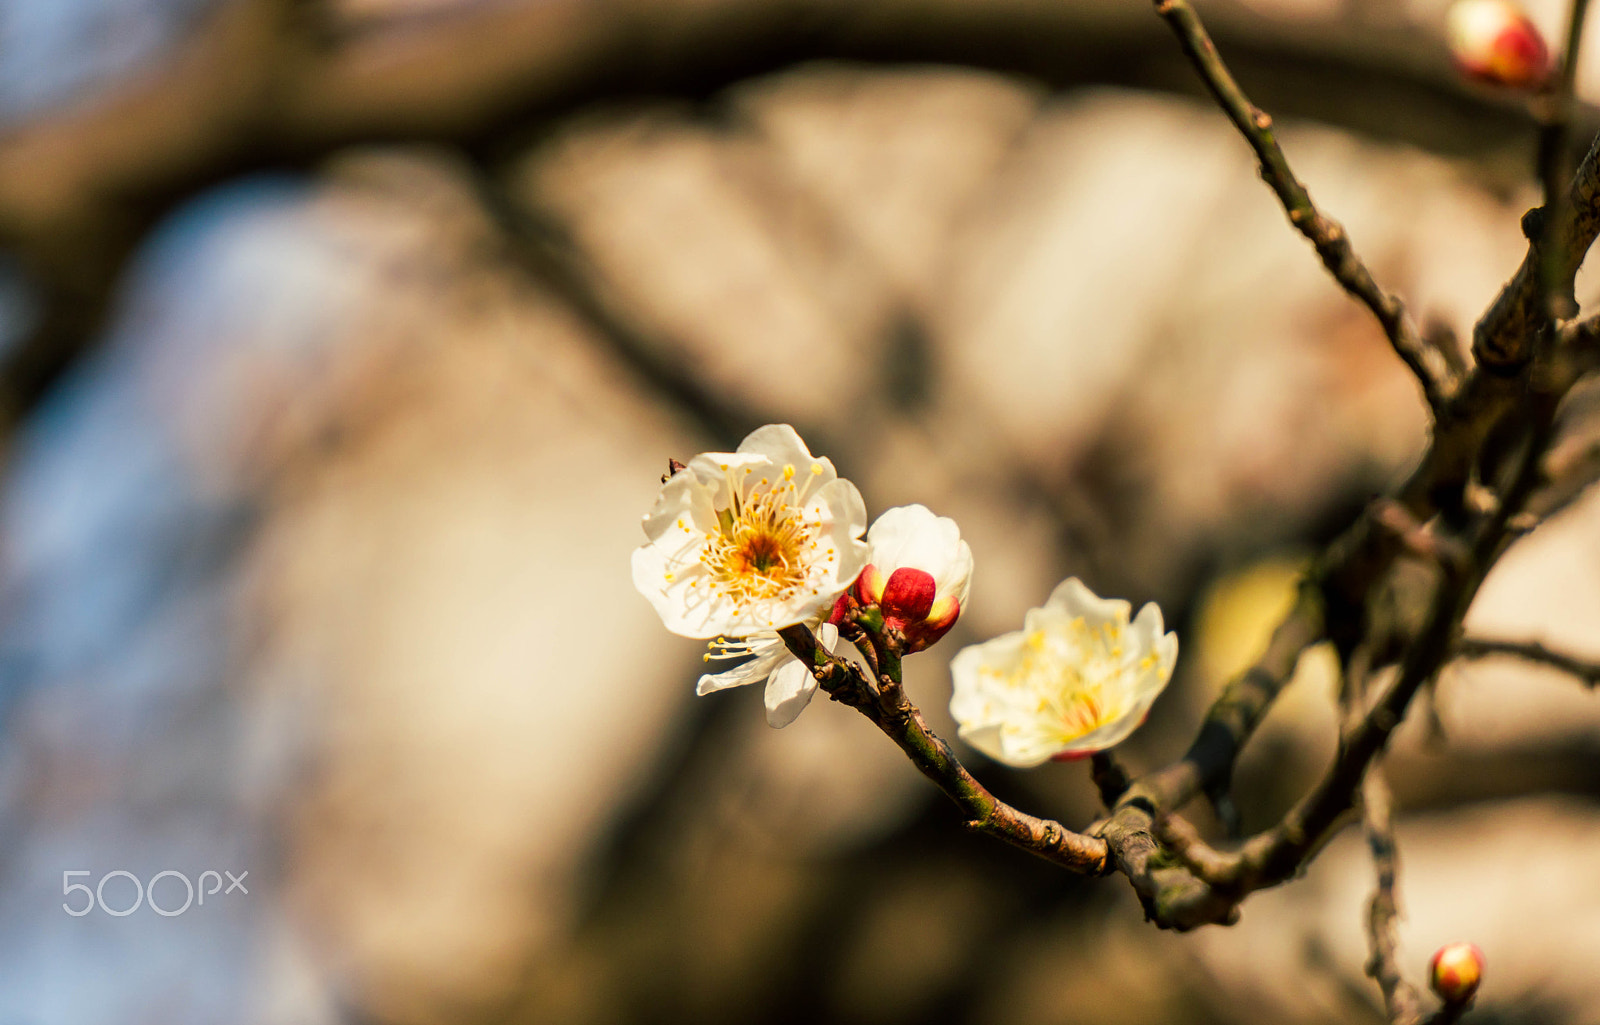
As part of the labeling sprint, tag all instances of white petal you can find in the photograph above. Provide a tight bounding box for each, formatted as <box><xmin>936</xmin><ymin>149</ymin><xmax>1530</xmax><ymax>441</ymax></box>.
<box><xmin>634</xmin><ymin>425</ymin><xmax>866</xmax><ymax>642</ymax></box>
<box><xmin>862</xmin><ymin>504</ymin><xmax>927</xmax><ymax>570</ymax></box>
<box><xmin>864</xmin><ymin>505</ymin><xmax>973</xmax><ymax>605</ymax></box>
<box><xmin>638</xmin><ymin>471</ymin><xmax>703</xmax><ymax>544</ymax></box>
<box><xmin>1055</xmin><ymin>701</ymin><xmax>1151</xmax><ymax>756</ymax></box>
<box><xmin>1129</xmin><ymin>602</ymin><xmax>1166</xmax><ymax>653</ymax></box>
<box><xmin>936</xmin><ymin>538</ymin><xmax>975</xmax><ymax>606</ymax></box>
<box><xmin>696</xmin><ymin>635</ymin><xmax>790</xmax><ymax>695</ymax></box>
<box><xmin>697</xmin><ymin>659</ymin><xmax>769</xmax><ymax>695</ymax></box>
<box><xmin>811</xmin><ymin>477</ymin><xmax>871</xmax><ymax>581</ymax></box>
<box><xmin>764</xmin><ymin>657</ymin><xmax>819</xmax><ymax>728</ymax></box>
<box><xmin>949</xmin><ymin>579</ymin><xmax>1180</xmax><ymax>766</ymax></box>
<box><xmin>737</xmin><ymin>425</ymin><xmax>836</xmax><ymax>495</ymax></box>
<box><xmin>685</xmin><ymin>450</ymin><xmax>768</xmax><ymax>495</ymax></box>
<box><xmin>997</xmin><ymin>724</ymin><xmax>1066</xmax><ymax>769</ymax></box>
<box><xmin>956</xmin><ymin>722</ymin><xmax>1010</xmax><ymax>764</ymax></box>
<box><xmin>632</xmin><ymin>545</ymin><xmax>720</xmax><ymax>639</ymax></box>
<box><xmin>1157</xmin><ymin>631</ymin><xmax>1179</xmax><ymax>674</ymax></box>
<box><xmin>1043</xmin><ymin>577</ymin><xmax>1130</xmax><ymax>630</ymax></box>
<box><xmin>948</xmin><ymin>632</ymin><xmax>1026</xmax><ymax>727</ymax></box>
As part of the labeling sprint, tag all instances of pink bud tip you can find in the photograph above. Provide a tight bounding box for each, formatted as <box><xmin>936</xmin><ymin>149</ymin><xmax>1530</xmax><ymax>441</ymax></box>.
<box><xmin>1430</xmin><ymin>942</ymin><xmax>1484</xmax><ymax>1005</ymax></box>
<box><xmin>881</xmin><ymin>568</ymin><xmax>937</xmax><ymax>623</ymax></box>
<box><xmin>1447</xmin><ymin>0</ymin><xmax>1549</xmax><ymax>89</ymax></box>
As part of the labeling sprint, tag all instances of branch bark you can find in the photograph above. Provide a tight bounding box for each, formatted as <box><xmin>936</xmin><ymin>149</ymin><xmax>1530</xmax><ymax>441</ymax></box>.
<box><xmin>776</xmin><ymin>624</ymin><xmax>1110</xmax><ymax>875</ymax></box>
<box><xmin>1150</xmin><ymin>0</ymin><xmax>1456</xmax><ymax>410</ymax></box>
<box><xmin>1535</xmin><ymin>0</ymin><xmax>1593</xmax><ymax>321</ymax></box>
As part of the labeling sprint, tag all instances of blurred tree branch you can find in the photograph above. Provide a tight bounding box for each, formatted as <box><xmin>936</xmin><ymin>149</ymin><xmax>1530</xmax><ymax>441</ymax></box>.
<box><xmin>1362</xmin><ymin>767</ymin><xmax>1424</xmax><ymax>1025</ymax></box>
<box><xmin>1536</xmin><ymin>0</ymin><xmax>1593</xmax><ymax>321</ymax></box>
<box><xmin>0</xmin><ymin>0</ymin><xmax>1578</xmax><ymax>433</ymax></box>
<box><xmin>1453</xmin><ymin>636</ymin><xmax>1600</xmax><ymax>687</ymax></box>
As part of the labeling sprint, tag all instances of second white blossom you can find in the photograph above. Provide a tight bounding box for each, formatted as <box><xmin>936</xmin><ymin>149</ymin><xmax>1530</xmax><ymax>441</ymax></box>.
<box><xmin>949</xmin><ymin>578</ymin><xmax>1177</xmax><ymax>768</ymax></box>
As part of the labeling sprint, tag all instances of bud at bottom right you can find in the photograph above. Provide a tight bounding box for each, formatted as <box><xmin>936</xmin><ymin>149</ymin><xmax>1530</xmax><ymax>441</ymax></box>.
<box><xmin>1430</xmin><ymin>942</ymin><xmax>1485</xmax><ymax>1005</ymax></box>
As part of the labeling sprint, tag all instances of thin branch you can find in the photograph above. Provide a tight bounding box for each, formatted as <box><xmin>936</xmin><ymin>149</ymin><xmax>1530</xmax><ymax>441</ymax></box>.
<box><xmin>1371</xmin><ymin>500</ymin><xmax>1471</xmax><ymax>576</ymax></box>
<box><xmin>775</xmin><ymin>624</ymin><xmax>1110</xmax><ymax>875</ymax></box>
<box><xmin>1090</xmin><ymin>751</ymin><xmax>1132</xmax><ymax>809</ymax></box>
<box><xmin>1109</xmin><ymin>381</ymin><xmax>1563</xmax><ymax>928</ymax></box>
<box><xmin>1453</xmin><ymin>636</ymin><xmax>1600</xmax><ymax>687</ymax></box>
<box><xmin>1527</xmin><ymin>420</ymin><xmax>1600</xmax><ymax>522</ymax></box>
<box><xmin>1173</xmin><ymin>555</ymin><xmax>1464</xmax><ymax>899</ymax></box>
<box><xmin>1362</xmin><ymin>767</ymin><xmax>1424</xmax><ymax>1025</ymax></box>
<box><xmin>1476</xmin><ymin>128</ymin><xmax>1600</xmax><ymax>369</ymax></box>
<box><xmin>1150</xmin><ymin>0</ymin><xmax>1455</xmax><ymax>410</ymax></box>
<box><xmin>1223</xmin><ymin>399</ymin><xmax>1558</xmax><ymax>892</ymax></box>
<box><xmin>1122</xmin><ymin>578</ymin><xmax>1325</xmax><ymax>816</ymax></box>
<box><xmin>1536</xmin><ymin>0</ymin><xmax>1594</xmax><ymax>321</ymax></box>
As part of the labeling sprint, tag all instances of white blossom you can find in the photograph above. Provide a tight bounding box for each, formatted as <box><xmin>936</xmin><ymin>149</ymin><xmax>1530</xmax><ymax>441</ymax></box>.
<box><xmin>633</xmin><ymin>424</ymin><xmax>869</xmax><ymax>638</ymax></box>
<box><xmin>949</xmin><ymin>578</ymin><xmax>1177</xmax><ymax>767</ymax></box>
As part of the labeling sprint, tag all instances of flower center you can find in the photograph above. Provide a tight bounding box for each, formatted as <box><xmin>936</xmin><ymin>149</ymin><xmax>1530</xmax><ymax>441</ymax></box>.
<box><xmin>701</xmin><ymin>476</ymin><xmax>817</xmax><ymax>611</ymax></box>
<box><xmin>736</xmin><ymin>532</ymin><xmax>786</xmax><ymax>575</ymax></box>
<box><xmin>1013</xmin><ymin>623</ymin><xmax>1128</xmax><ymax>742</ymax></box>
<box><xmin>1053</xmin><ymin>682</ymin><xmax>1116</xmax><ymax>739</ymax></box>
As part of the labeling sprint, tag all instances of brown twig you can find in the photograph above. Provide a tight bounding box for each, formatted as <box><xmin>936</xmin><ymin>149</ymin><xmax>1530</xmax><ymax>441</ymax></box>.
<box><xmin>775</xmin><ymin>624</ymin><xmax>1110</xmax><ymax>874</ymax></box>
<box><xmin>1224</xmin><ymin>397</ymin><xmax>1557</xmax><ymax>888</ymax></box>
<box><xmin>1090</xmin><ymin>751</ymin><xmax>1132</xmax><ymax>809</ymax></box>
<box><xmin>1103</xmin><ymin>371</ymin><xmax>1564</xmax><ymax>931</ymax></box>
<box><xmin>1121</xmin><ymin>578</ymin><xmax>1325</xmax><ymax>818</ymax></box>
<box><xmin>1477</xmin><ymin>129</ymin><xmax>1600</xmax><ymax>369</ymax></box>
<box><xmin>1150</xmin><ymin>0</ymin><xmax>1455</xmax><ymax>410</ymax></box>
<box><xmin>1362</xmin><ymin>767</ymin><xmax>1424</xmax><ymax>1024</ymax></box>
<box><xmin>1527</xmin><ymin>428</ymin><xmax>1600</xmax><ymax>522</ymax></box>
<box><xmin>1536</xmin><ymin>0</ymin><xmax>1594</xmax><ymax>321</ymax></box>
<box><xmin>1454</xmin><ymin>636</ymin><xmax>1600</xmax><ymax>687</ymax></box>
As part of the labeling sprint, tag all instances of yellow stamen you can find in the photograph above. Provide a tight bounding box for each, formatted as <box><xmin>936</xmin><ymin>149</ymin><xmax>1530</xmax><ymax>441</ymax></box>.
<box><xmin>698</xmin><ymin>470</ymin><xmax>818</xmax><ymax>612</ymax></box>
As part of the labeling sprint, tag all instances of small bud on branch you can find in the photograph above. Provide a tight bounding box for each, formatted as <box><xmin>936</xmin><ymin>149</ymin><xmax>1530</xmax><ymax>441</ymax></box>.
<box><xmin>1447</xmin><ymin>0</ymin><xmax>1551</xmax><ymax>89</ymax></box>
<box><xmin>1430</xmin><ymin>942</ymin><xmax>1485</xmax><ymax>1006</ymax></box>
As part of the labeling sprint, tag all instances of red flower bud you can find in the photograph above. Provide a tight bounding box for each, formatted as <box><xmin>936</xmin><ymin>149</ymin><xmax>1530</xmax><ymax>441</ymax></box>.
<box><xmin>881</xmin><ymin>567</ymin><xmax>937</xmax><ymax>623</ymax></box>
<box><xmin>850</xmin><ymin>563</ymin><xmax>963</xmax><ymax>652</ymax></box>
<box><xmin>1429</xmin><ymin>942</ymin><xmax>1484</xmax><ymax>1005</ymax></box>
<box><xmin>1447</xmin><ymin>0</ymin><xmax>1550</xmax><ymax>89</ymax></box>
<box><xmin>852</xmin><ymin>506</ymin><xmax>973</xmax><ymax>654</ymax></box>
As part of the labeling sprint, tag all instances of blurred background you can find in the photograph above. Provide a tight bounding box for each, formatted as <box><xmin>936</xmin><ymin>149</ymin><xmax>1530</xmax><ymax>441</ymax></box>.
<box><xmin>2</xmin><ymin>0</ymin><xmax>1600</xmax><ymax>1022</ymax></box>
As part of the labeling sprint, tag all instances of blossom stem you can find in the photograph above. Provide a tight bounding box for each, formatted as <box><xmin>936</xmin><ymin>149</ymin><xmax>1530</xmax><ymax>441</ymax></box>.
<box><xmin>875</xmin><ymin>647</ymin><xmax>904</xmax><ymax>703</ymax></box>
<box><xmin>776</xmin><ymin>623</ymin><xmax>1109</xmax><ymax>874</ymax></box>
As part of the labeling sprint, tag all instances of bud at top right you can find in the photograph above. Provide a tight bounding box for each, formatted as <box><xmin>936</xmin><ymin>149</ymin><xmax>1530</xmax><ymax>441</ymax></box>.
<box><xmin>1447</xmin><ymin>0</ymin><xmax>1551</xmax><ymax>89</ymax></box>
